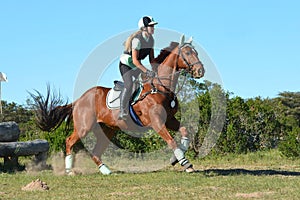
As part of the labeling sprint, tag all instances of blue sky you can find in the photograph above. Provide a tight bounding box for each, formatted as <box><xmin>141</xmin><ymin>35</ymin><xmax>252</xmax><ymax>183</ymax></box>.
<box><xmin>0</xmin><ymin>0</ymin><xmax>299</xmax><ymax>105</ymax></box>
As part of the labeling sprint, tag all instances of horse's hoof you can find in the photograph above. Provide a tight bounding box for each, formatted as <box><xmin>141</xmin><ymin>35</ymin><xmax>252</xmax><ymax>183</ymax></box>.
<box><xmin>66</xmin><ymin>171</ymin><xmax>75</xmax><ymax>176</ymax></box>
<box><xmin>185</xmin><ymin>166</ymin><xmax>196</xmax><ymax>173</ymax></box>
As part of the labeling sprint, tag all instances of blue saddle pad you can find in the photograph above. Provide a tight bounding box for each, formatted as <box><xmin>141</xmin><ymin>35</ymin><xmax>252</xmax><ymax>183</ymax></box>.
<box><xmin>129</xmin><ymin>105</ymin><xmax>143</xmax><ymax>127</ymax></box>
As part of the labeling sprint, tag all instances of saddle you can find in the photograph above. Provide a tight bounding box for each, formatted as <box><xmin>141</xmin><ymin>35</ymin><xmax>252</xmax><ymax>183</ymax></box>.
<box><xmin>106</xmin><ymin>81</ymin><xmax>143</xmax><ymax>126</ymax></box>
<box><xmin>106</xmin><ymin>81</ymin><xmax>143</xmax><ymax>110</ymax></box>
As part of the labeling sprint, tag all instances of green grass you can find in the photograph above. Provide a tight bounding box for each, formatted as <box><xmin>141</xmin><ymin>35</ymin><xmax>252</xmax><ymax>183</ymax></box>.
<box><xmin>1</xmin><ymin>150</ymin><xmax>300</xmax><ymax>200</ymax></box>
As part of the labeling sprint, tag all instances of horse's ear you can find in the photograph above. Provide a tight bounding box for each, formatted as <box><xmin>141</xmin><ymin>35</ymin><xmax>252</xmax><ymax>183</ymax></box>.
<box><xmin>179</xmin><ymin>34</ymin><xmax>185</xmax><ymax>46</ymax></box>
<box><xmin>187</xmin><ymin>36</ymin><xmax>193</xmax><ymax>44</ymax></box>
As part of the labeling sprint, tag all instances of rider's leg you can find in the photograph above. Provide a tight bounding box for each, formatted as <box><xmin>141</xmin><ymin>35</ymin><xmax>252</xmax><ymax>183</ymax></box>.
<box><xmin>119</xmin><ymin>63</ymin><xmax>134</xmax><ymax>120</ymax></box>
<box><xmin>119</xmin><ymin>63</ymin><xmax>142</xmax><ymax>120</ymax></box>
<box><xmin>119</xmin><ymin>88</ymin><xmax>131</xmax><ymax>120</ymax></box>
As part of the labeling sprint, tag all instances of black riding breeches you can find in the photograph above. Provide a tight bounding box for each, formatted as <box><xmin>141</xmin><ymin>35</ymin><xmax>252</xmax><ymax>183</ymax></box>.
<box><xmin>119</xmin><ymin>62</ymin><xmax>142</xmax><ymax>92</ymax></box>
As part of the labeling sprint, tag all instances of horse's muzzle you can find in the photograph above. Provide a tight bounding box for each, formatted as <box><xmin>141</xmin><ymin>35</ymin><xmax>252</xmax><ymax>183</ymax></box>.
<box><xmin>192</xmin><ymin>66</ymin><xmax>205</xmax><ymax>79</ymax></box>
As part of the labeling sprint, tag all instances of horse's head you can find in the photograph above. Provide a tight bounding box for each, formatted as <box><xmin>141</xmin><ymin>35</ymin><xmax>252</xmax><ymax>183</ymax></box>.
<box><xmin>176</xmin><ymin>35</ymin><xmax>205</xmax><ymax>79</ymax></box>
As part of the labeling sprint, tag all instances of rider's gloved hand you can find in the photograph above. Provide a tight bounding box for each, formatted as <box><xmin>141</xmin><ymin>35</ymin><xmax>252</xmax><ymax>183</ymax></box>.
<box><xmin>145</xmin><ymin>69</ymin><xmax>156</xmax><ymax>78</ymax></box>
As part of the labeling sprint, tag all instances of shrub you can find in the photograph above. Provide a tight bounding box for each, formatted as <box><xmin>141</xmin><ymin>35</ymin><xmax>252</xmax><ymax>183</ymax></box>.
<box><xmin>112</xmin><ymin>130</ymin><xmax>167</xmax><ymax>153</ymax></box>
<box><xmin>278</xmin><ymin>127</ymin><xmax>300</xmax><ymax>158</ymax></box>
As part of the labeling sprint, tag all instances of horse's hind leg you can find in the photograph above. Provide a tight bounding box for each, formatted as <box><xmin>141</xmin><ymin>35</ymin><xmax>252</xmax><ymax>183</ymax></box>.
<box><xmin>65</xmin><ymin>130</ymin><xmax>80</xmax><ymax>174</ymax></box>
<box><xmin>65</xmin><ymin>111</ymin><xmax>96</xmax><ymax>174</ymax></box>
<box><xmin>90</xmin><ymin>124</ymin><xmax>115</xmax><ymax>175</ymax></box>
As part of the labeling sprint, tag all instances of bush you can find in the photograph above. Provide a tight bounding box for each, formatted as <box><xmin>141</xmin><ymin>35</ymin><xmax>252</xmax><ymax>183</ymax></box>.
<box><xmin>279</xmin><ymin>127</ymin><xmax>300</xmax><ymax>158</ymax></box>
<box><xmin>43</xmin><ymin>125</ymin><xmax>68</xmax><ymax>154</ymax></box>
<box><xmin>112</xmin><ymin>130</ymin><xmax>167</xmax><ymax>153</ymax></box>
<box><xmin>3</xmin><ymin>88</ymin><xmax>300</xmax><ymax>159</ymax></box>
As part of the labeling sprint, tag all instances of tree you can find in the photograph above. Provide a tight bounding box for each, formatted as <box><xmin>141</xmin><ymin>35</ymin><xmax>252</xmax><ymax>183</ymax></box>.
<box><xmin>277</xmin><ymin>92</ymin><xmax>300</xmax><ymax>158</ymax></box>
<box><xmin>0</xmin><ymin>101</ymin><xmax>33</xmax><ymax>124</ymax></box>
<box><xmin>278</xmin><ymin>92</ymin><xmax>300</xmax><ymax>126</ymax></box>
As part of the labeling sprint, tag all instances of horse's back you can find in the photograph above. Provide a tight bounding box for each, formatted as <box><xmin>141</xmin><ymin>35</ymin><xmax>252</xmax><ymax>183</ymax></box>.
<box><xmin>73</xmin><ymin>86</ymin><xmax>111</xmax><ymax>111</ymax></box>
<box><xmin>77</xmin><ymin>86</ymin><xmax>110</xmax><ymax>100</ymax></box>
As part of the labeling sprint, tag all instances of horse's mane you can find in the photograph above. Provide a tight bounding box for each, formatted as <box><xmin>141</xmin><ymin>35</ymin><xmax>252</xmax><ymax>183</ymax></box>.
<box><xmin>152</xmin><ymin>42</ymin><xmax>179</xmax><ymax>71</ymax></box>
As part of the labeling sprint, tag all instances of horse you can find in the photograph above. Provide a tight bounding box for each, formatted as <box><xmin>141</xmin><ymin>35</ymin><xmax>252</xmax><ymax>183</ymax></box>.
<box><xmin>31</xmin><ymin>35</ymin><xmax>205</xmax><ymax>175</ymax></box>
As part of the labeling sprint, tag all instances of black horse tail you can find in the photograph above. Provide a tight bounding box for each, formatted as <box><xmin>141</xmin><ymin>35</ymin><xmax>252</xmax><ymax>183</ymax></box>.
<box><xmin>29</xmin><ymin>85</ymin><xmax>73</xmax><ymax>132</ymax></box>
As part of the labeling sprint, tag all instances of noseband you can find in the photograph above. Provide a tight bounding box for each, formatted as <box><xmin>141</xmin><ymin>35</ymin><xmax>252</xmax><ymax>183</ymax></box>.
<box><xmin>177</xmin><ymin>43</ymin><xmax>203</xmax><ymax>74</ymax></box>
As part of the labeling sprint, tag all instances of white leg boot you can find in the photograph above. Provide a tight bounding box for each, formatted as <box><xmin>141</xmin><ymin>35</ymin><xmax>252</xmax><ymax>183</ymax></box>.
<box><xmin>170</xmin><ymin>137</ymin><xmax>190</xmax><ymax>165</ymax></box>
<box><xmin>99</xmin><ymin>163</ymin><xmax>112</xmax><ymax>175</ymax></box>
<box><xmin>173</xmin><ymin>148</ymin><xmax>193</xmax><ymax>171</ymax></box>
<box><xmin>65</xmin><ymin>154</ymin><xmax>73</xmax><ymax>174</ymax></box>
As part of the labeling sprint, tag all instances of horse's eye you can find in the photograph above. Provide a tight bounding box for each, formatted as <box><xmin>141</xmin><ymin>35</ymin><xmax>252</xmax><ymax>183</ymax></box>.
<box><xmin>185</xmin><ymin>51</ymin><xmax>191</xmax><ymax>56</ymax></box>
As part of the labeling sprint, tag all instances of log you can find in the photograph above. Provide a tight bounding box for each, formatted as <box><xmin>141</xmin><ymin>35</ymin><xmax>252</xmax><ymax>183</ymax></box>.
<box><xmin>0</xmin><ymin>139</ymin><xmax>49</xmax><ymax>157</ymax></box>
<box><xmin>0</xmin><ymin>121</ymin><xmax>20</xmax><ymax>142</ymax></box>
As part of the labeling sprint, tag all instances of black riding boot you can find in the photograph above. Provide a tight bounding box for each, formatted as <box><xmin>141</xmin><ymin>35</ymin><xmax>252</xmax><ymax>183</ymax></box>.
<box><xmin>119</xmin><ymin>88</ymin><xmax>130</xmax><ymax>120</ymax></box>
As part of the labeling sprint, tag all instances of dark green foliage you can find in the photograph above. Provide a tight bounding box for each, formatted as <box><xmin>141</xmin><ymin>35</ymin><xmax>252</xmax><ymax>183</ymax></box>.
<box><xmin>43</xmin><ymin>125</ymin><xmax>68</xmax><ymax>153</ymax></box>
<box><xmin>1</xmin><ymin>83</ymin><xmax>299</xmax><ymax>158</ymax></box>
<box><xmin>279</xmin><ymin>127</ymin><xmax>300</xmax><ymax>158</ymax></box>
<box><xmin>215</xmin><ymin>96</ymin><xmax>285</xmax><ymax>154</ymax></box>
<box><xmin>216</xmin><ymin>96</ymin><xmax>250</xmax><ymax>154</ymax></box>
<box><xmin>277</xmin><ymin>92</ymin><xmax>300</xmax><ymax>158</ymax></box>
<box><xmin>0</xmin><ymin>101</ymin><xmax>33</xmax><ymax>124</ymax></box>
<box><xmin>112</xmin><ymin>130</ymin><xmax>167</xmax><ymax>153</ymax></box>
<box><xmin>279</xmin><ymin>92</ymin><xmax>300</xmax><ymax>125</ymax></box>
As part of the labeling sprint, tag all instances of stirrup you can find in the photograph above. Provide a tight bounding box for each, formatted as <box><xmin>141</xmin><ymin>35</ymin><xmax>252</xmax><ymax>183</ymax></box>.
<box><xmin>118</xmin><ymin>114</ymin><xmax>128</xmax><ymax>120</ymax></box>
<box><xmin>118</xmin><ymin>110</ymin><xmax>129</xmax><ymax>120</ymax></box>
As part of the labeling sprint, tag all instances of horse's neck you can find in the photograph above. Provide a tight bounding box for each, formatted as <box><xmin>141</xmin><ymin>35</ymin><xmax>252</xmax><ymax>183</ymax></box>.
<box><xmin>156</xmin><ymin>51</ymin><xmax>179</xmax><ymax>92</ymax></box>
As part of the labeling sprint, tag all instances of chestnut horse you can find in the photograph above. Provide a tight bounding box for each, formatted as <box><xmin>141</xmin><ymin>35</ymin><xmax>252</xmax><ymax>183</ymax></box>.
<box><xmin>31</xmin><ymin>35</ymin><xmax>205</xmax><ymax>174</ymax></box>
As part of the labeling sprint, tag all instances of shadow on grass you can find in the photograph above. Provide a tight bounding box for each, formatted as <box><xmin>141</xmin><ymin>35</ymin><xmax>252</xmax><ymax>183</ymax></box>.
<box><xmin>198</xmin><ymin>168</ymin><xmax>300</xmax><ymax>176</ymax></box>
<box><xmin>0</xmin><ymin>163</ymin><xmax>25</xmax><ymax>173</ymax></box>
<box><xmin>0</xmin><ymin>162</ymin><xmax>52</xmax><ymax>174</ymax></box>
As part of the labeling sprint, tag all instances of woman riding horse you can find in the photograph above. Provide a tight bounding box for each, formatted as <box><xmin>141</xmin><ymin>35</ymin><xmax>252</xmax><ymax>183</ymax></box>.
<box><xmin>119</xmin><ymin>16</ymin><xmax>193</xmax><ymax>170</ymax></box>
<box><xmin>31</xmin><ymin>33</ymin><xmax>205</xmax><ymax>175</ymax></box>
<box><xmin>119</xmin><ymin>16</ymin><xmax>157</xmax><ymax>120</ymax></box>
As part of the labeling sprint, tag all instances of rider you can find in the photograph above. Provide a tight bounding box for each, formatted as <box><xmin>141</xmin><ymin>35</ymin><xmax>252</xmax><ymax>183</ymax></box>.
<box><xmin>118</xmin><ymin>16</ymin><xmax>157</xmax><ymax>120</ymax></box>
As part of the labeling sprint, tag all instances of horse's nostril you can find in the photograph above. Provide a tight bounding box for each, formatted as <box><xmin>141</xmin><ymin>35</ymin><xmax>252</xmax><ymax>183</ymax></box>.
<box><xmin>198</xmin><ymin>69</ymin><xmax>202</xmax><ymax>76</ymax></box>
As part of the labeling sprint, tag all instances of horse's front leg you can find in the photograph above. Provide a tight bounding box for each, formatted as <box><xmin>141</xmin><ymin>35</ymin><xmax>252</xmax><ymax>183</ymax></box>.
<box><xmin>166</xmin><ymin>117</ymin><xmax>193</xmax><ymax>171</ymax></box>
<box><xmin>149</xmin><ymin>105</ymin><xmax>194</xmax><ymax>172</ymax></box>
<box><xmin>168</xmin><ymin>127</ymin><xmax>190</xmax><ymax>164</ymax></box>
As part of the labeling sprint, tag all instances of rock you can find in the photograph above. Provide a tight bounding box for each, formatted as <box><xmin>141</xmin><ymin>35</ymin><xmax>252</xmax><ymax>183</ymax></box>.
<box><xmin>0</xmin><ymin>139</ymin><xmax>49</xmax><ymax>157</ymax></box>
<box><xmin>0</xmin><ymin>121</ymin><xmax>20</xmax><ymax>142</ymax></box>
<box><xmin>21</xmin><ymin>179</ymin><xmax>49</xmax><ymax>191</ymax></box>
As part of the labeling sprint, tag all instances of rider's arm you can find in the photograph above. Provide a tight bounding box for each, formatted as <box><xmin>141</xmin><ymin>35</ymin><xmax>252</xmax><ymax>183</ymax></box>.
<box><xmin>131</xmin><ymin>38</ymin><xmax>148</xmax><ymax>73</ymax></box>
<box><xmin>132</xmin><ymin>49</ymin><xmax>148</xmax><ymax>73</ymax></box>
<box><xmin>149</xmin><ymin>48</ymin><xmax>155</xmax><ymax>64</ymax></box>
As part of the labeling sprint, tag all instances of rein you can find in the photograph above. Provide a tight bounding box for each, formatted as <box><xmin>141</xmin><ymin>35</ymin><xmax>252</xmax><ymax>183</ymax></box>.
<box><xmin>134</xmin><ymin>43</ymin><xmax>198</xmax><ymax>104</ymax></box>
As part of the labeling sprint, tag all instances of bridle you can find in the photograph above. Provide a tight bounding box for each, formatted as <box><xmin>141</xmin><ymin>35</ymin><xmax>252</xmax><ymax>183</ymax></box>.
<box><xmin>177</xmin><ymin>43</ymin><xmax>204</xmax><ymax>75</ymax></box>
<box><xmin>153</xmin><ymin>43</ymin><xmax>203</xmax><ymax>90</ymax></box>
<box><xmin>134</xmin><ymin>43</ymin><xmax>203</xmax><ymax>105</ymax></box>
